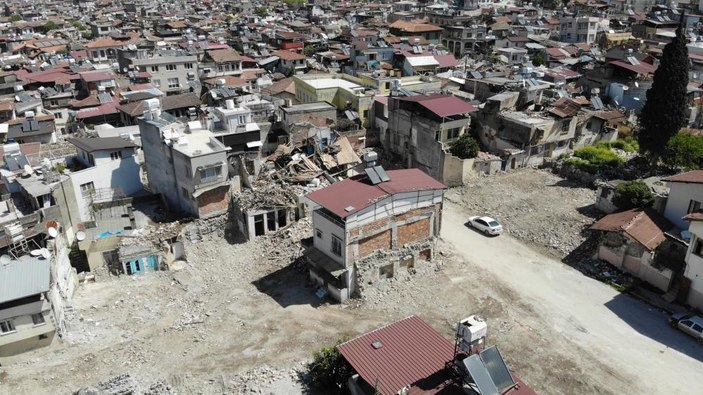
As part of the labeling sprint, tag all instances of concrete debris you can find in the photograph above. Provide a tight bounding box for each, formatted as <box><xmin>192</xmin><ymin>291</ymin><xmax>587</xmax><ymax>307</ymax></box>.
<box><xmin>73</xmin><ymin>374</ymin><xmax>175</xmax><ymax>395</ymax></box>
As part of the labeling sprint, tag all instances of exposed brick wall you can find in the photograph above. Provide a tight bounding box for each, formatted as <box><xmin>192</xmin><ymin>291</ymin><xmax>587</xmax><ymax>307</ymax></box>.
<box><xmin>397</xmin><ymin>218</ymin><xmax>430</xmax><ymax>246</ymax></box>
<box><xmin>394</xmin><ymin>206</ymin><xmax>436</xmax><ymax>222</ymax></box>
<box><xmin>197</xmin><ymin>185</ymin><xmax>229</xmax><ymax>218</ymax></box>
<box><xmin>358</xmin><ymin>230</ymin><xmax>391</xmax><ymax>258</ymax></box>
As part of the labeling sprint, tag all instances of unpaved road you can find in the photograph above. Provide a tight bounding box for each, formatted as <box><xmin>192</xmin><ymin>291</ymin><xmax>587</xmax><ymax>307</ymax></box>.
<box><xmin>443</xmin><ymin>201</ymin><xmax>703</xmax><ymax>395</ymax></box>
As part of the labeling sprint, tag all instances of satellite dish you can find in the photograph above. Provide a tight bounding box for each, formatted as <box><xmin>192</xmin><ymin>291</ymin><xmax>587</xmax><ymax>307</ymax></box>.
<box><xmin>40</xmin><ymin>248</ymin><xmax>51</xmax><ymax>260</ymax></box>
<box><xmin>48</xmin><ymin>227</ymin><xmax>58</xmax><ymax>238</ymax></box>
<box><xmin>30</xmin><ymin>249</ymin><xmax>42</xmax><ymax>257</ymax></box>
<box><xmin>0</xmin><ymin>255</ymin><xmax>11</xmax><ymax>265</ymax></box>
<box><xmin>24</xmin><ymin>164</ymin><xmax>34</xmax><ymax>175</ymax></box>
<box><xmin>76</xmin><ymin>231</ymin><xmax>86</xmax><ymax>241</ymax></box>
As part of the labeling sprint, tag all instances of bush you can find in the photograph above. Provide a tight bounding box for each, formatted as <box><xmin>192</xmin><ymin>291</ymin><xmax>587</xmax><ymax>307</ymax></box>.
<box><xmin>307</xmin><ymin>339</ymin><xmax>353</xmax><ymax>390</ymax></box>
<box><xmin>573</xmin><ymin>146</ymin><xmax>624</xmax><ymax>170</ymax></box>
<box><xmin>664</xmin><ymin>133</ymin><xmax>703</xmax><ymax>170</ymax></box>
<box><xmin>612</xmin><ymin>180</ymin><xmax>654</xmax><ymax>210</ymax></box>
<box><xmin>449</xmin><ymin>133</ymin><xmax>480</xmax><ymax>159</ymax></box>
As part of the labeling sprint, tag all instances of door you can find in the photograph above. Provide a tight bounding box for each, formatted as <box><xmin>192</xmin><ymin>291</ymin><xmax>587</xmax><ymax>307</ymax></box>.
<box><xmin>510</xmin><ymin>157</ymin><xmax>516</xmax><ymax>169</ymax></box>
<box><xmin>126</xmin><ymin>258</ymin><xmax>145</xmax><ymax>275</ymax></box>
<box><xmin>147</xmin><ymin>255</ymin><xmax>158</xmax><ymax>271</ymax></box>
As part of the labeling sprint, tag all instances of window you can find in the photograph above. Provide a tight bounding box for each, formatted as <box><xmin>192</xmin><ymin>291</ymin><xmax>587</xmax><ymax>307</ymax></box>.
<box><xmin>184</xmin><ymin>63</ymin><xmax>193</xmax><ymax>69</ymax></box>
<box><xmin>331</xmin><ymin>235</ymin><xmax>342</xmax><ymax>256</ymax></box>
<box><xmin>166</xmin><ymin>64</ymin><xmax>177</xmax><ymax>71</ymax></box>
<box><xmin>50</xmin><ymin>99</ymin><xmax>58</xmax><ymax>106</ymax></box>
<box><xmin>0</xmin><ymin>319</ymin><xmax>16</xmax><ymax>334</ymax></box>
<box><xmin>688</xmin><ymin>200</ymin><xmax>701</xmax><ymax>214</ymax></box>
<box><xmin>200</xmin><ymin>166</ymin><xmax>221</xmax><ymax>181</ymax></box>
<box><xmin>152</xmin><ymin>79</ymin><xmax>161</xmax><ymax>87</ymax></box>
<box><xmin>31</xmin><ymin>313</ymin><xmax>45</xmax><ymax>326</ymax></box>
<box><xmin>80</xmin><ymin>182</ymin><xmax>95</xmax><ymax>197</ymax></box>
<box><xmin>694</xmin><ymin>324</ymin><xmax>703</xmax><ymax>333</ymax></box>
<box><xmin>110</xmin><ymin>150</ymin><xmax>122</xmax><ymax>160</ymax></box>
<box><xmin>151</xmin><ymin>65</ymin><xmax>159</xmax><ymax>72</ymax></box>
<box><xmin>446</xmin><ymin>128</ymin><xmax>460</xmax><ymax>140</ymax></box>
<box><xmin>435</xmin><ymin>130</ymin><xmax>440</xmax><ymax>142</ymax></box>
<box><xmin>694</xmin><ymin>238</ymin><xmax>703</xmax><ymax>257</ymax></box>
<box><xmin>167</xmin><ymin>78</ymin><xmax>179</xmax><ymax>89</ymax></box>
<box><xmin>316</xmin><ymin>229</ymin><xmax>323</xmax><ymax>238</ymax></box>
<box><xmin>561</xmin><ymin>120</ymin><xmax>570</xmax><ymax>133</ymax></box>
<box><xmin>54</xmin><ymin>112</ymin><xmax>62</xmax><ymax>119</ymax></box>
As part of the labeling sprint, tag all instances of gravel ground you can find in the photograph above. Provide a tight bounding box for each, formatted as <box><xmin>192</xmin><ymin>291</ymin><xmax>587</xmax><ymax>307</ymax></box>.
<box><xmin>445</xmin><ymin>168</ymin><xmax>600</xmax><ymax>258</ymax></box>
<box><xmin>0</xmin><ymin>168</ymin><xmax>634</xmax><ymax>395</ymax></box>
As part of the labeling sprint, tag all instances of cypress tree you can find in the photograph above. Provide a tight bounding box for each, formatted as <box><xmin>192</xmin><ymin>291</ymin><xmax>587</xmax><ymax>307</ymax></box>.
<box><xmin>638</xmin><ymin>13</ymin><xmax>690</xmax><ymax>159</ymax></box>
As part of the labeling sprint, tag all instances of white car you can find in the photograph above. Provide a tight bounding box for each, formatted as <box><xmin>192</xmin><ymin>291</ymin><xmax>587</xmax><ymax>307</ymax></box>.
<box><xmin>669</xmin><ymin>313</ymin><xmax>703</xmax><ymax>343</ymax></box>
<box><xmin>467</xmin><ymin>216</ymin><xmax>503</xmax><ymax>236</ymax></box>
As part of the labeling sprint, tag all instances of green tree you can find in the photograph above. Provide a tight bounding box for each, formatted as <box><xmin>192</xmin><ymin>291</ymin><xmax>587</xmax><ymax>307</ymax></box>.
<box><xmin>531</xmin><ymin>52</ymin><xmax>547</xmax><ymax>66</ymax></box>
<box><xmin>638</xmin><ymin>14</ymin><xmax>689</xmax><ymax>159</ymax></box>
<box><xmin>44</xmin><ymin>21</ymin><xmax>58</xmax><ymax>31</ymax></box>
<box><xmin>307</xmin><ymin>339</ymin><xmax>353</xmax><ymax>390</ymax></box>
<box><xmin>9</xmin><ymin>15</ymin><xmax>21</xmax><ymax>22</ymax></box>
<box><xmin>304</xmin><ymin>45</ymin><xmax>317</xmax><ymax>57</ymax></box>
<box><xmin>450</xmin><ymin>133</ymin><xmax>480</xmax><ymax>159</ymax></box>
<box><xmin>255</xmin><ymin>7</ymin><xmax>267</xmax><ymax>17</ymax></box>
<box><xmin>664</xmin><ymin>133</ymin><xmax>703</xmax><ymax>170</ymax></box>
<box><xmin>612</xmin><ymin>180</ymin><xmax>654</xmax><ymax>210</ymax></box>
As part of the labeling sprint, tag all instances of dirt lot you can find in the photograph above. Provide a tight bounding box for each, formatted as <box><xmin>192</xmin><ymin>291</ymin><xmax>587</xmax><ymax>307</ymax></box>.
<box><xmin>1</xmin><ymin>169</ymin><xmax>698</xmax><ymax>394</ymax></box>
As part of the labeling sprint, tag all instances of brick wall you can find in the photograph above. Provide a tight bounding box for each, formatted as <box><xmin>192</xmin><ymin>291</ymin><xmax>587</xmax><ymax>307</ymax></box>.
<box><xmin>197</xmin><ymin>185</ymin><xmax>230</xmax><ymax>218</ymax></box>
<box><xmin>397</xmin><ymin>218</ymin><xmax>431</xmax><ymax>245</ymax></box>
<box><xmin>358</xmin><ymin>229</ymin><xmax>391</xmax><ymax>258</ymax></box>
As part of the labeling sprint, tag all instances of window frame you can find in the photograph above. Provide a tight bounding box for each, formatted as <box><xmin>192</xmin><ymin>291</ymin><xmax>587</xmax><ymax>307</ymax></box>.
<box><xmin>0</xmin><ymin>319</ymin><xmax>16</xmax><ymax>334</ymax></box>
<box><xmin>331</xmin><ymin>235</ymin><xmax>342</xmax><ymax>257</ymax></box>
<box><xmin>32</xmin><ymin>313</ymin><xmax>46</xmax><ymax>326</ymax></box>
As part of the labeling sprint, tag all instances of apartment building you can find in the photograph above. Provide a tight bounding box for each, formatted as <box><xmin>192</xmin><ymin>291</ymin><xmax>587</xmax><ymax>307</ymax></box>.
<box><xmin>118</xmin><ymin>49</ymin><xmax>198</xmax><ymax>95</ymax></box>
<box><xmin>139</xmin><ymin>99</ymin><xmax>231</xmax><ymax>219</ymax></box>
<box><xmin>293</xmin><ymin>73</ymin><xmax>374</xmax><ymax>127</ymax></box>
<box><xmin>559</xmin><ymin>16</ymin><xmax>601</xmax><ymax>44</ymax></box>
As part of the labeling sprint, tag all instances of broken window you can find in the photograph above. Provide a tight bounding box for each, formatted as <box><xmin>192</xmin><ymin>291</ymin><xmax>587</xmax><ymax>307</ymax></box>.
<box><xmin>316</xmin><ymin>228</ymin><xmax>323</xmax><ymax>239</ymax></box>
<box><xmin>331</xmin><ymin>235</ymin><xmax>342</xmax><ymax>256</ymax></box>
<box><xmin>31</xmin><ymin>313</ymin><xmax>45</xmax><ymax>326</ymax></box>
<box><xmin>688</xmin><ymin>200</ymin><xmax>701</xmax><ymax>214</ymax></box>
<box><xmin>694</xmin><ymin>238</ymin><xmax>703</xmax><ymax>257</ymax></box>
<box><xmin>80</xmin><ymin>182</ymin><xmax>95</xmax><ymax>198</ymax></box>
<box><xmin>254</xmin><ymin>214</ymin><xmax>265</xmax><ymax>236</ymax></box>
<box><xmin>267</xmin><ymin>211</ymin><xmax>276</xmax><ymax>232</ymax></box>
<box><xmin>278</xmin><ymin>209</ymin><xmax>287</xmax><ymax>228</ymax></box>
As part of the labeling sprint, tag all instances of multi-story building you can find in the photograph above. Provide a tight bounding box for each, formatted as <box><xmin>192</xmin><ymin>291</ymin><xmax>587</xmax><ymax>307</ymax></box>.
<box><xmin>118</xmin><ymin>49</ymin><xmax>198</xmax><ymax>95</ymax></box>
<box><xmin>66</xmin><ymin>137</ymin><xmax>143</xmax><ymax>222</ymax></box>
<box><xmin>293</xmin><ymin>73</ymin><xmax>375</xmax><ymax>127</ymax></box>
<box><xmin>559</xmin><ymin>16</ymin><xmax>601</xmax><ymax>44</ymax></box>
<box><xmin>139</xmin><ymin>99</ymin><xmax>231</xmax><ymax>219</ymax></box>
<box><xmin>0</xmin><ymin>256</ymin><xmax>55</xmax><ymax>357</ymax></box>
<box><xmin>442</xmin><ymin>24</ymin><xmax>490</xmax><ymax>57</ymax></box>
<box><xmin>208</xmin><ymin>99</ymin><xmax>262</xmax><ymax>175</ymax></box>
<box><xmin>89</xmin><ymin>20</ymin><xmax>116</xmax><ymax>38</ymax></box>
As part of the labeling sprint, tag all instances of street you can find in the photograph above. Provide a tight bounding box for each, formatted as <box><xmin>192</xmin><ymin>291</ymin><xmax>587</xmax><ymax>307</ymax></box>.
<box><xmin>442</xmin><ymin>201</ymin><xmax>703</xmax><ymax>394</ymax></box>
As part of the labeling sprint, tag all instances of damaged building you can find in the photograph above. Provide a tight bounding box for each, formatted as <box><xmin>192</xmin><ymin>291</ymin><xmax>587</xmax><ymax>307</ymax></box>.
<box><xmin>231</xmin><ymin>180</ymin><xmax>302</xmax><ymax>241</ymax></box>
<box><xmin>302</xmin><ymin>167</ymin><xmax>446</xmax><ymax>302</ymax></box>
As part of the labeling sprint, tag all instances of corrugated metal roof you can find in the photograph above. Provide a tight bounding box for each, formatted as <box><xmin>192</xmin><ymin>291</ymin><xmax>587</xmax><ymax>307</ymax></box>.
<box><xmin>0</xmin><ymin>256</ymin><xmax>50</xmax><ymax>303</ymax></box>
<box><xmin>305</xmin><ymin>169</ymin><xmax>446</xmax><ymax>219</ymax></box>
<box><xmin>337</xmin><ymin>315</ymin><xmax>455</xmax><ymax>395</ymax></box>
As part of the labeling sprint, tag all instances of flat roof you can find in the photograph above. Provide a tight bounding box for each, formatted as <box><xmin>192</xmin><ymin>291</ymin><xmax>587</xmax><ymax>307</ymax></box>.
<box><xmin>303</xmin><ymin>78</ymin><xmax>363</xmax><ymax>91</ymax></box>
<box><xmin>281</xmin><ymin>102</ymin><xmax>335</xmax><ymax>112</ymax></box>
<box><xmin>0</xmin><ymin>255</ymin><xmax>50</xmax><ymax>304</ymax></box>
<box><xmin>68</xmin><ymin>137</ymin><xmax>137</xmax><ymax>153</ymax></box>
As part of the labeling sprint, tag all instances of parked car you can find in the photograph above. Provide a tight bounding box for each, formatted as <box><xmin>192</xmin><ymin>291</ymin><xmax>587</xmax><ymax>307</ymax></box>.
<box><xmin>467</xmin><ymin>216</ymin><xmax>503</xmax><ymax>236</ymax></box>
<box><xmin>669</xmin><ymin>313</ymin><xmax>703</xmax><ymax>343</ymax></box>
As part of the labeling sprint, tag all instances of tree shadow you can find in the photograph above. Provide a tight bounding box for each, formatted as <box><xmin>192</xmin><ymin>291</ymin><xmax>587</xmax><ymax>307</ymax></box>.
<box><xmin>604</xmin><ymin>293</ymin><xmax>703</xmax><ymax>362</ymax></box>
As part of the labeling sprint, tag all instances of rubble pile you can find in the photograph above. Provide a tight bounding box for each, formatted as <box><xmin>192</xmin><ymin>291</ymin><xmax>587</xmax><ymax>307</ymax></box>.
<box><xmin>446</xmin><ymin>168</ymin><xmax>599</xmax><ymax>258</ymax></box>
<box><xmin>186</xmin><ymin>213</ymin><xmax>228</xmax><ymax>241</ymax></box>
<box><xmin>73</xmin><ymin>374</ymin><xmax>175</xmax><ymax>395</ymax></box>
<box><xmin>232</xmin><ymin>179</ymin><xmax>307</xmax><ymax>213</ymax></box>
<box><xmin>224</xmin><ymin>363</ymin><xmax>307</xmax><ymax>394</ymax></box>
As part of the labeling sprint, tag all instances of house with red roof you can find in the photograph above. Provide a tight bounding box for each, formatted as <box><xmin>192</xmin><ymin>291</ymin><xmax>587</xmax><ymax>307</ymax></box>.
<box><xmin>302</xmin><ymin>167</ymin><xmax>446</xmax><ymax>302</ymax></box>
<box><xmin>663</xmin><ymin>170</ymin><xmax>703</xmax><ymax>231</ymax></box>
<box><xmin>337</xmin><ymin>315</ymin><xmax>538</xmax><ymax>395</ymax></box>
<box><xmin>382</xmin><ymin>94</ymin><xmax>477</xmax><ymax>185</ymax></box>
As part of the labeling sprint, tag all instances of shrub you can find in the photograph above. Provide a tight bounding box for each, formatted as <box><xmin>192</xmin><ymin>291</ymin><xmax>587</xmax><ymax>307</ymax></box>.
<box><xmin>571</xmin><ymin>146</ymin><xmax>624</xmax><ymax>174</ymax></box>
<box><xmin>664</xmin><ymin>133</ymin><xmax>703</xmax><ymax>170</ymax></box>
<box><xmin>449</xmin><ymin>133</ymin><xmax>480</xmax><ymax>159</ymax></box>
<box><xmin>307</xmin><ymin>339</ymin><xmax>353</xmax><ymax>390</ymax></box>
<box><xmin>612</xmin><ymin>180</ymin><xmax>654</xmax><ymax>210</ymax></box>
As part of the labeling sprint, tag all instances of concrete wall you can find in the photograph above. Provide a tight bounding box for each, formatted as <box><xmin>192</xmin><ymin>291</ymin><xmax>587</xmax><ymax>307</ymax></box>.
<box><xmin>685</xmin><ymin>222</ymin><xmax>703</xmax><ymax>309</ymax></box>
<box><xmin>664</xmin><ymin>182</ymin><xmax>703</xmax><ymax>230</ymax></box>
<box><xmin>598</xmin><ymin>243</ymin><xmax>672</xmax><ymax>292</ymax></box>
<box><xmin>442</xmin><ymin>155</ymin><xmax>474</xmax><ymax>187</ymax></box>
<box><xmin>130</xmin><ymin>55</ymin><xmax>198</xmax><ymax>94</ymax></box>
<box><xmin>312</xmin><ymin>210</ymin><xmax>347</xmax><ymax>266</ymax></box>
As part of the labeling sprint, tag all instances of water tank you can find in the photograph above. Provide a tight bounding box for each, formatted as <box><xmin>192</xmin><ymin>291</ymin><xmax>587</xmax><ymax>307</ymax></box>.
<box><xmin>225</xmin><ymin>99</ymin><xmax>235</xmax><ymax>110</ymax></box>
<box><xmin>457</xmin><ymin>315</ymin><xmax>487</xmax><ymax>345</ymax></box>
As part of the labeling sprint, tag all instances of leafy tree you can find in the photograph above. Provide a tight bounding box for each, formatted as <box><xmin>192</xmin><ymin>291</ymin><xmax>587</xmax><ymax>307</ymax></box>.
<box><xmin>304</xmin><ymin>45</ymin><xmax>317</xmax><ymax>57</ymax></box>
<box><xmin>255</xmin><ymin>7</ymin><xmax>268</xmax><ymax>17</ymax></box>
<box><xmin>612</xmin><ymin>180</ymin><xmax>654</xmax><ymax>210</ymax></box>
<box><xmin>9</xmin><ymin>15</ymin><xmax>21</xmax><ymax>22</ymax></box>
<box><xmin>44</xmin><ymin>21</ymin><xmax>58</xmax><ymax>31</ymax></box>
<box><xmin>307</xmin><ymin>339</ymin><xmax>353</xmax><ymax>390</ymax></box>
<box><xmin>450</xmin><ymin>133</ymin><xmax>480</xmax><ymax>159</ymax></box>
<box><xmin>638</xmin><ymin>14</ymin><xmax>689</xmax><ymax>159</ymax></box>
<box><xmin>283</xmin><ymin>0</ymin><xmax>306</xmax><ymax>8</ymax></box>
<box><xmin>531</xmin><ymin>52</ymin><xmax>547</xmax><ymax>66</ymax></box>
<box><xmin>664</xmin><ymin>133</ymin><xmax>703</xmax><ymax>170</ymax></box>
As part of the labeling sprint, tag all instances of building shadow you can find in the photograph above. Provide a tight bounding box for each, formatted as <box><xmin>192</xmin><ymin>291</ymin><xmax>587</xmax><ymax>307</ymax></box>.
<box><xmin>604</xmin><ymin>293</ymin><xmax>703</xmax><ymax>362</ymax></box>
<box><xmin>251</xmin><ymin>259</ymin><xmax>321</xmax><ymax>308</ymax></box>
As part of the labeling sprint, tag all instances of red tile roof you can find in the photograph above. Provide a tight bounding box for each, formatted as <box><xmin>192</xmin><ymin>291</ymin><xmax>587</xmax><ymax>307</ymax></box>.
<box><xmin>590</xmin><ymin>208</ymin><xmax>673</xmax><ymax>250</ymax></box>
<box><xmin>663</xmin><ymin>170</ymin><xmax>703</xmax><ymax>184</ymax></box>
<box><xmin>337</xmin><ymin>316</ymin><xmax>455</xmax><ymax>395</ymax></box>
<box><xmin>273</xmin><ymin>49</ymin><xmax>306</xmax><ymax>61</ymax></box>
<box><xmin>397</xmin><ymin>94</ymin><xmax>477</xmax><ymax>118</ymax></box>
<box><xmin>305</xmin><ymin>168</ymin><xmax>445</xmax><ymax>219</ymax></box>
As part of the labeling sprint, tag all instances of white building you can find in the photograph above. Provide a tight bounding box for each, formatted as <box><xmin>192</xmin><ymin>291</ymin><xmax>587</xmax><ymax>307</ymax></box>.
<box><xmin>663</xmin><ymin>170</ymin><xmax>703</xmax><ymax>230</ymax></box>
<box><xmin>67</xmin><ymin>137</ymin><xmax>143</xmax><ymax>222</ymax></box>
<box><xmin>683</xmin><ymin>212</ymin><xmax>703</xmax><ymax>309</ymax></box>
<box><xmin>559</xmin><ymin>16</ymin><xmax>602</xmax><ymax>44</ymax></box>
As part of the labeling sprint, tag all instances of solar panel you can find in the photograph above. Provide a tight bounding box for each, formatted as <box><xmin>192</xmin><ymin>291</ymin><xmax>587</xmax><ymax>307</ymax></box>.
<box><xmin>463</xmin><ymin>354</ymin><xmax>499</xmax><ymax>395</ymax></box>
<box><xmin>591</xmin><ymin>97</ymin><xmax>604</xmax><ymax>110</ymax></box>
<box><xmin>480</xmin><ymin>346</ymin><xmax>516</xmax><ymax>393</ymax></box>
<box><xmin>98</xmin><ymin>93</ymin><xmax>113</xmax><ymax>104</ymax></box>
<box><xmin>366</xmin><ymin>167</ymin><xmax>382</xmax><ymax>185</ymax></box>
<box><xmin>373</xmin><ymin>165</ymin><xmax>390</xmax><ymax>182</ymax></box>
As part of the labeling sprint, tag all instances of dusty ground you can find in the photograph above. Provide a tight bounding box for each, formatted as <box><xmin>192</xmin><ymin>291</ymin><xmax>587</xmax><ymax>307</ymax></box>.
<box><xmin>1</xmin><ymin>169</ymin><xmax>701</xmax><ymax>394</ymax></box>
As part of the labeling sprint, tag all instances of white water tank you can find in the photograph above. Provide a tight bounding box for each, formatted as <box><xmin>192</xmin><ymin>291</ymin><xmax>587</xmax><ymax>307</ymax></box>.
<box><xmin>225</xmin><ymin>99</ymin><xmax>235</xmax><ymax>110</ymax></box>
<box><xmin>457</xmin><ymin>315</ymin><xmax>487</xmax><ymax>345</ymax></box>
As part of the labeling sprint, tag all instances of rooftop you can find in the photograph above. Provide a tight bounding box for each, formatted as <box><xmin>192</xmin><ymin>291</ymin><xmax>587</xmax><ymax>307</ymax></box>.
<box><xmin>0</xmin><ymin>255</ymin><xmax>50</xmax><ymax>304</ymax></box>
<box><xmin>590</xmin><ymin>208</ymin><xmax>674</xmax><ymax>251</ymax></box>
<box><xmin>68</xmin><ymin>137</ymin><xmax>137</xmax><ymax>153</ymax></box>
<box><xmin>663</xmin><ymin>170</ymin><xmax>703</xmax><ymax>184</ymax></box>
